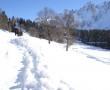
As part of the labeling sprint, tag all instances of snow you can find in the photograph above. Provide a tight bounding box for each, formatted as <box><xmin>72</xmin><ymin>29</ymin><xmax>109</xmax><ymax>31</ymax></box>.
<box><xmin>0</xmin><ymin>29</ymin><xmax>110</xmax><ymax>90</ymax></box>
<box><xmin>76</xmin><ymin>1</ymin><xmax>110</xmax><ymax>30</ymax></box>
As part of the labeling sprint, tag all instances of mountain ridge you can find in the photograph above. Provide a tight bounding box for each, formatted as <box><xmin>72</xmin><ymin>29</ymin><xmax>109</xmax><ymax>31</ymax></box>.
<box><xmin>75</xmin><ymin>1</ymin><xmax>110</xmax><ymax>30</ymax></box>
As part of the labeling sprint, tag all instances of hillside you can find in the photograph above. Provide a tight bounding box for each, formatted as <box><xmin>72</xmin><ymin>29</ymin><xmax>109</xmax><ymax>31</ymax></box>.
<box><xmin>0</xmin><ymin>29</ymin><xmax>110</xmax><ymax>90</ymax></box>
<box><xmin>75</xmin><ymin>1</ymin><xmax>110</xmax><ymax>30</ymax></box>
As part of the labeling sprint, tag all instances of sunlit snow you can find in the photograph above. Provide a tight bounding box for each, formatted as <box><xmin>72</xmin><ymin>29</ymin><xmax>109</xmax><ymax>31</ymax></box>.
<box><xmin>0</xmin><ymin>29</ymin><xmax>110</xmax><ymax>90</ymax></box>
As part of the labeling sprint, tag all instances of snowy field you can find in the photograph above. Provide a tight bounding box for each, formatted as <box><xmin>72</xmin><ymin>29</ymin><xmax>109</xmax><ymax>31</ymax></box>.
<box><xmin>0</xmin><ymin>29</ymin><xmax>110</xmax><ymax>90</ymax></box>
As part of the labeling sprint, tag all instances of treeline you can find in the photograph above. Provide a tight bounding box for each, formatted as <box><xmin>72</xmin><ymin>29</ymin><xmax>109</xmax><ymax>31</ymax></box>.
<box><xmin>1</xmin><ymin>8</ymin><xmax>110</xmax><ymax>50</ymax></box>
<box><xmin>77</xmin><ymin>30</ymin><xmax>110</xmax><ymax>49</ymax></box>
<box><xmin>0</xmin><ymin>9</ymin><xmax>29</xmax><ymax>31</ymax></box>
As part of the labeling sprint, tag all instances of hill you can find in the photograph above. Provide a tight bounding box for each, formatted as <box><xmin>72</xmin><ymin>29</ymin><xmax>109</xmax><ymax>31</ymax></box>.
<box><xmin>0</xmin><ymin>29</ymin><xmax>110</xmax><ymax>90</ymax></box>
<box><xmin>75</xmin><ymin>1</ymin><xmax>110</xmax><ymax>30</ymax></box>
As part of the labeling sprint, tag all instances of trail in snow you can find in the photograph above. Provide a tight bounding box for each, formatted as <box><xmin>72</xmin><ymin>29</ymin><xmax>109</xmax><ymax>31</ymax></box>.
<box><xmin>10</xmin><ymin>38</ymin><xmax>43</xmax><ymax>90</ymax></box>
<box><xmin>9</xmin><ymin>37</ymin><xmax>74</xmax><ymax>90</ymax></box>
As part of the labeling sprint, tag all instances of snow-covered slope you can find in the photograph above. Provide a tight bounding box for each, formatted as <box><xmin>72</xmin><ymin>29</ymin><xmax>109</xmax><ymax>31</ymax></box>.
<box><xmin>0</xmin><ymin>29</ymin><xmax>110</xmax><ymax>90</ymax></box>
<box><xmin>76</xmin><ymin>1</ymin><xmax>110</xmax><ymax>30</ymax></box>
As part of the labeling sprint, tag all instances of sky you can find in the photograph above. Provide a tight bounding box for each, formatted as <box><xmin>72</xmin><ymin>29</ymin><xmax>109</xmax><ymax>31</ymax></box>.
<box><xmin>0</xmin><ymin>0</ymin><xmax>106</xmax><ymax>21</ymax></box>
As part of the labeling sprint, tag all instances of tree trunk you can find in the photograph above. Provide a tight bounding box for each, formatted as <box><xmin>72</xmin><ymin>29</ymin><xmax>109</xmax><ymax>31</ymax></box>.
<box><xmin>48</xmin><ymin>29</ymin><xmax>51</xmax><ymax>44</ymax></box>
<box><xmin>66</xmin><ymin>37</ymin><xmax>69</xmax><ymax>51</ymax></box>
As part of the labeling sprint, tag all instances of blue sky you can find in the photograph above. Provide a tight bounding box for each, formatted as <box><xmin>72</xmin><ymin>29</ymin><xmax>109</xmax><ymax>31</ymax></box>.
<box><xmin>0</xmin><ymin>0</ymin><xmax>106</xmax><ymax>20</ymax></box>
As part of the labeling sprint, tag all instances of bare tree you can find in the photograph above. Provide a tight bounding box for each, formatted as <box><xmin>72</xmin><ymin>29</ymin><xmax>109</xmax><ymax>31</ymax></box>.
<box><xmin>36</xmin><ymin>7</ymin><xmax>56</xmax><ymax>44</ymax></box>
<box><xmin>36</xmin><ymin>8</ymin><xmax>75</xmax><ymax>48</ymax></box>
<box><xmin>63</xmin><ymin>9</ymin><xmax>75</xmax><ymax>51</ymax></box>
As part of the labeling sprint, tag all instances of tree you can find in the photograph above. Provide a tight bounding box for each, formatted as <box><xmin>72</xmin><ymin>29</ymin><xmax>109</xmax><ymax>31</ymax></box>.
<box><xmin>37</xmin><ymin>7</ymin><xmax>56</xmax><ymax>22</ymax></box>
<box><xmin>36</xmin><ymin>7</ymin><xmax>56</xmax><ymax>44</ymax></box>
<box><xmin>63</xmin><ymin>9</ymin><xmax>75</xmax><ymax>51</ymax></box>
<box><xmin>0</xmin><ymin>9</ymin><xmax>8</xmax><ymax>30</ymax></box>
